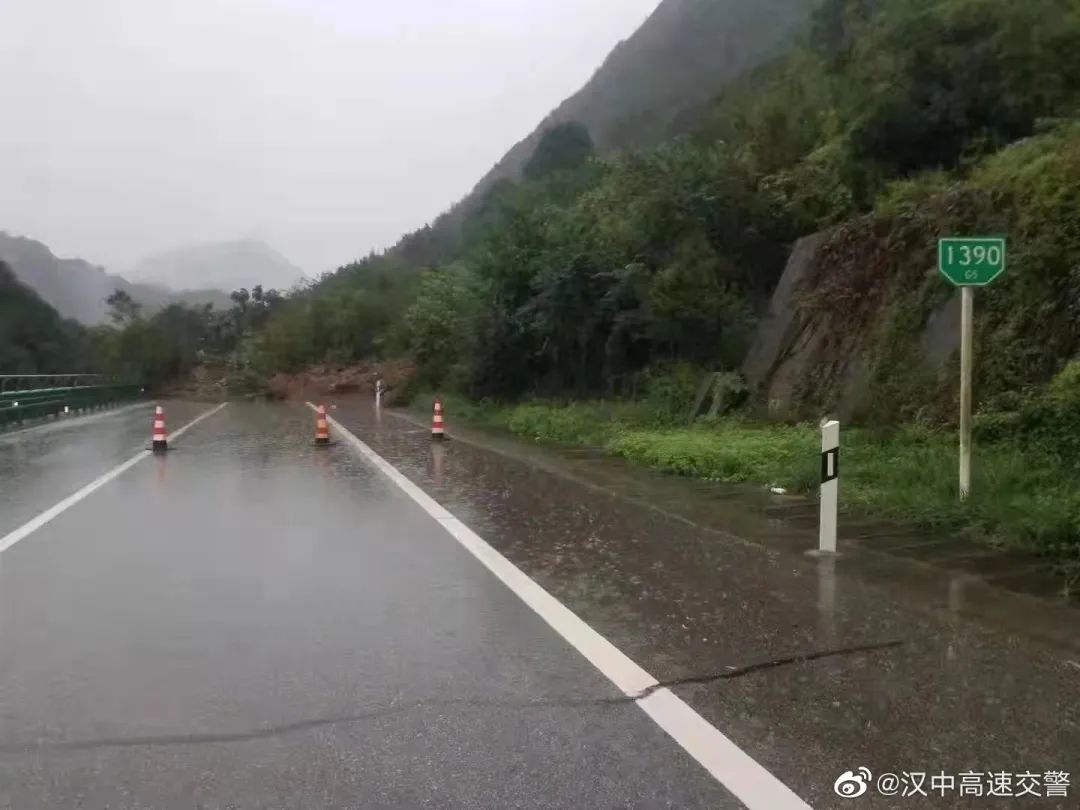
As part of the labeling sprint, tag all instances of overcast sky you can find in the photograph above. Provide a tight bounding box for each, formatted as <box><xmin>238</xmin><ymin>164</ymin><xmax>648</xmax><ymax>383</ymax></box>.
<box><xmin>0</xmin><ymin>0</ymin><xmax>660</xmax><ymax>276</ymax></box>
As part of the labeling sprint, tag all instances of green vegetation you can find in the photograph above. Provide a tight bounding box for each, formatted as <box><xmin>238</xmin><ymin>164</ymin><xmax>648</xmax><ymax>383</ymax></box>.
<box><xmin>425</xmin><ymin>392</ymin><xmax>1080</xmax><ymax>571</ymax></box>
<box><xmin>0</xmin><ymin>261</ymin><xmax>94</xmax><ymax>373</ymax></box>
<box><xmin>787</xmin><ymin>119</ymin><xmax>1080</xmax><ymax>424</ymax></box>
<box><xmin>240</xmin><ymin>0</ymin><xmax>1080</xmax><ymax>410</ymax></box>
<box><xmin>0</xmin><ymin>258</ymin><xmax>284</xmax><ymax>392</ymax></box>
<box><xmin>523</xmin><ymin>122</ymin><xmax>595</xmax><ymax>182</ymax></box>
<box><xmin>93</xmin><ymin>283</ymin><xmax>285</xmax><ymax>389</ymax></box>
<box><xmin>469</xmin><ymin>0</ymin><xmax>813</xmax><ymax>190</ymax></box>
<box><xmin>609</xmin><ymin>426</ymin><xmax>818</xmax><ymax>490</ymax></box>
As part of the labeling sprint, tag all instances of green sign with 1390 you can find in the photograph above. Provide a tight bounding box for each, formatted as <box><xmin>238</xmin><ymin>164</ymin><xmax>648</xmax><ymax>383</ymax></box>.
<box><xmin>938</xmin><ymin>237</ymin><xmax>1006</xmax><ymax>286</ymax></box>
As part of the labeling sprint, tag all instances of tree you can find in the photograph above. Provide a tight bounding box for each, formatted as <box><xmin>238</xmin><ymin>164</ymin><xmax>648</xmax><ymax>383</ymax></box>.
<box><xmin>523</xmin><ymin>122</ymin><xmax>595</xmax><ymax>181</ymax></box>
<box><xmin>848</xmin><ymin>0</ymin><xmax>1080</xmax><ymax>175</ymax></box>
<box><xmin>105</xmin><ymin>288</ymin><xmax>142</xmax><ymax>326</ymax></box>
<box><xmin>230</xmin><ymin>288</ymin><xmax>251</xmax><ymax>310</ymax></box>
<box><xmin>402</xmin><ymin>265</ymin><xmax>477</xmax><ymax>386</ymax></box>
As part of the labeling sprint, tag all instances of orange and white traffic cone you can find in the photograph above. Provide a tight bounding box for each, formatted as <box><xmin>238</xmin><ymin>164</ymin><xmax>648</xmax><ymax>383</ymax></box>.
<box><xmin>432</xmin><ymin>398</ymin><xmax>445</xmax><ymax>440</ymax></box>
<box><xmin>152</xmin><ymin>405</ymin><xmax>168</xmax><ymax>453</ymax></box>
<box><xmin>314</xmin><ymin>404</ymin><xmax>330</xmax><ymax>446</ymax></box>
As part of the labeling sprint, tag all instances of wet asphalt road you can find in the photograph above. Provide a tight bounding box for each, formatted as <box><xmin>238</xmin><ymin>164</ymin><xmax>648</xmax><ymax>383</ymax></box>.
<box><xmin>325</xmin><ymin>398</ymin><xmax>1080</xmax><ymax>810</ymax></box>
<box><xmin>0</xmin><ymin>402</ymin><xmax>740</xmax><ymax>809</ymax></box>
<box><xmin>0</xmin><ymin>402</ymin><xmax>191</xmax><ymax>534</ymax></box>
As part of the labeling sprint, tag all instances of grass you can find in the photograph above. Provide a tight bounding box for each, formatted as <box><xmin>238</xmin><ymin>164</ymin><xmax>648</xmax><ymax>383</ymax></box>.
<box><xmin>608</xmin><ymin>424</ymin><xmax>819</xmax><ymax>489</ymax></box>
<box><xmin>414</xmin><ymin>394</ymin><xmax>1080</xmax><ymax>569</ymax></box>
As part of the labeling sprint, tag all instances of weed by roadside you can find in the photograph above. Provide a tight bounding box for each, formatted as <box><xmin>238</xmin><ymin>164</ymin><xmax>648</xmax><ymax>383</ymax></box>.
<box><xmin>413</xmin><ymin>393</ymin><xmax>1080</xmax><ymax>567</ymax></box>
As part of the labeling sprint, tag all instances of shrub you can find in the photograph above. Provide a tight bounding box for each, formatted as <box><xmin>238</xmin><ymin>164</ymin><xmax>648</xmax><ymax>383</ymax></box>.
<box><xmin>975</xmin><ymin>360</ymin><xmax>1080</xmax><ymax>467</ymax></box>
<box><xmin>642</xmin><ymin>362</ymin><xmax>706</xmax><ymax>423</ymax></box>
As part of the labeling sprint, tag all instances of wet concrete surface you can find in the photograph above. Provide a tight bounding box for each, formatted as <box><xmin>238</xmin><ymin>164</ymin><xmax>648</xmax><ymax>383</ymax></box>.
<box><xmin>0</xmin><ymin>401</ymin><xmax>205</xmax><ymax>538</ymax></box>
<box><xmin>0</xmin><ymin>402</ymin><xmax>739</xmax><ymax>809</ymax></box>
<box><xmin>326</xmin><ymin>399</ymin><xmax>1080</xmax><ymax>809</ymax></box>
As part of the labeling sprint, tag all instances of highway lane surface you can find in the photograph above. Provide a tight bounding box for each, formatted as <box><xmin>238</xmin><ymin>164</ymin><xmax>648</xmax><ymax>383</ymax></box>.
<box><xmin>0</xmin><ymin>402</ymin><xmax>205</xmax><ymax>536</ymax></box>
<box><xmin>327</xmin><ymin>397</ymin><xmax>1080</xmax><ymax>810</ymax></box>
<box><xmin>0</xmin><ymin>402</ymin><xmax>746</xmax><ymax>809</ymax></box>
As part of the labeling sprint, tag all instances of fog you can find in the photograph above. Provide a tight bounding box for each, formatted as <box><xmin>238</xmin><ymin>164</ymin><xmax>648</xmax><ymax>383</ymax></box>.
<box><xmin>0</xmin><ymin>0</ymin><xmax>660</xmax><ymax>276</ymax></box>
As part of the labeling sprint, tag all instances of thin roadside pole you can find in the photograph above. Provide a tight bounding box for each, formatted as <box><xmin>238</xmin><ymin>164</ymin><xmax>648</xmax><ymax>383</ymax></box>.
<box><xmin>819</xmin><ymin>420</ymin><xmax>840</xmax><ymax>553</ymax></box>
<box><xmin>958</xmin><ymin>286</ymin><xmax>974</xmax><ymax>500</ymax></box>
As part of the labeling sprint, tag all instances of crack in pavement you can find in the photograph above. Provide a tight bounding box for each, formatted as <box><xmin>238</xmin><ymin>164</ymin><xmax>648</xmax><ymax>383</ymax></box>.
<box><xmin>0</xmin><ymin>639</ymin><xmax>903</xmax><ymax>755</ymax></box>
<box><xmin>619</xmin><ymin>639</ymin><xmax>905</xmax><ymax>703</ymax></box>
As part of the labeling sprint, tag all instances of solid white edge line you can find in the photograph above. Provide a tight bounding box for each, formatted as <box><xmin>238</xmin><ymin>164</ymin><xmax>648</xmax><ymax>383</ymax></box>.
<box><xmin>308</xmin><ymin>403</ymin><xmax>813</xmax><ymax>810</ymax></box>
<box><xmin>0</xmin><ymin>402</ymin><xmax>229</xmax><ymax>554</ymax></box>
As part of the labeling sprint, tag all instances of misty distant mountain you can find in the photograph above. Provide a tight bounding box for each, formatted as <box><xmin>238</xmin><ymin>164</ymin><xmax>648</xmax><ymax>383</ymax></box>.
<box><xmin>0</xmin><ymin>232</ymin><xmax>230</xmax><ymax>326</ymax></box>
<box><xmin>127</xmin><ymin>240</ymin><xmax>304</xmax><ymax>294</ymax></box>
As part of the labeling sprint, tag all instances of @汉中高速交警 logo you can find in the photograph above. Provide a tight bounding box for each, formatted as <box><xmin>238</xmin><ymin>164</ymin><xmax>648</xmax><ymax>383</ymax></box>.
<box><xmin>834</xmin><ymin>768</ymin><xmax>872</xmax><ymax>798</ymax></box>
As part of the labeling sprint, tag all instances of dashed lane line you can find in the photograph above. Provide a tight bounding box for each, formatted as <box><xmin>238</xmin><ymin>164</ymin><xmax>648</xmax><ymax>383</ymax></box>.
<box><xmin>0</xmin><ymin>402</ymin><xmax>228</xmax><ymax>554</ymax></box>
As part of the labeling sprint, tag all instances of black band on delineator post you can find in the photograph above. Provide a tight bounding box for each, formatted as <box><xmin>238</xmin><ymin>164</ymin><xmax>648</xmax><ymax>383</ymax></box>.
<box><xmin>821</xmin><ymin>448</ymin><xmax>839</xmax><ymax>484</ymax></box>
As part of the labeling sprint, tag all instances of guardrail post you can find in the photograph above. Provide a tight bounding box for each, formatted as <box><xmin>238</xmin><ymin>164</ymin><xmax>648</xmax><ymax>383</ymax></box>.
<box><xmin>819</xmin><ymin>420</ymin><xmax>840</xmax><ymax>554</ymax></box>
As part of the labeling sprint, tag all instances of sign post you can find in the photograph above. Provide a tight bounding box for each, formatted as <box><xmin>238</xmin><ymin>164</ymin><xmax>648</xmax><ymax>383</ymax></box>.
<box><xmin>938</xmin><ymin>237</ymin><xmax>1006</xmax><ymax>500</ymax></box>
<box><xmin>958</xmin><ymin>286</ymin><xmax>974</xmax><ymax>499</ymax></box>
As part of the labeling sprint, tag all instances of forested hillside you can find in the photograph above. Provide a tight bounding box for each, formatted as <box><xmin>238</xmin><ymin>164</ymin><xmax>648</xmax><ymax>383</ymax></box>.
<box><xmin>0</xmin><ymin>261</ymin><xmax>94</xmax><ymax>373</ymax></box>
<box><xmin>240</xmin><ymin>0</ymin><xmax>1080</xmax><ymax>413</ymax></box>
<box><xmin>382</xmin><ymin>0</ymin><xmax>814</xmax><ymax>269</ymax></box>
<box><xmin>474</xmin><ymin>0</ymin><xmax>813</xmax><ymax>188</ymax></box>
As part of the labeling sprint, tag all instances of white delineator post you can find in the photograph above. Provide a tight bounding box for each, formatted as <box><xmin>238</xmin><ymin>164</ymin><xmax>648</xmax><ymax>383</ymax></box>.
<box><xmin>819</xmin><ymin>420</ymin><xmax>840</xmax><ymax>553</ymax></box>
<box><xmin>375</xmin><ymin>379</ymin><xmax>384</xmax><ymax>409</ymax></box>
<box><xmin>958</xmin><ymin>286</ymin><xmax>974</xmax><ymax>500</ymax></box>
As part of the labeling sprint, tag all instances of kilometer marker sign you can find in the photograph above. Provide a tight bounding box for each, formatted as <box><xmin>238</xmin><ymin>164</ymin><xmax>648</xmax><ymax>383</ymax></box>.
<box><xmin>939</xmin><ymin>236</ymin><xmax>1006</xmax><ymax>503</ymax></box>
<box><xmin>938</xmin><ymin>237</ymin><xmax>1006</xmax><ymax>286</ymax></box>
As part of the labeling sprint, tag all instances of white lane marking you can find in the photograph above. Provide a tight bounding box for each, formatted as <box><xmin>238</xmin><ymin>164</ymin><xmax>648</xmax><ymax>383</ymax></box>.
<box><xmin>168</xmin><ymin>402</ymin><xmax>229</xmax><ymax>442</ymax></box>
<box><xmin>0</xmin><ymin>402</ymin><xmax>228</xmax><ymax>554</ymax></box>
<box><xmin>308</xmin><ymin>403</ymin><xmax>813</xmax><ymax>810</ymax></box>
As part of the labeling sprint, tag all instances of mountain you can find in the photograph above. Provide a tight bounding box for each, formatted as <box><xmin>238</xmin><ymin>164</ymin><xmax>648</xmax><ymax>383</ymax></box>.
<box><xmin>387</xmin><ymin>0</ymin><xmax>815</xmax><ymax>268</ymax></box>
<box><xmin>127</xmin><ymin>240</ymin><xmax>305</xmax><ymax>294</ymax></box>
<box><xmin>0</xmin><ymin>259</ymin><xmax>93</xmax><ymax>373</ymax></box>
<box><xmin>475</xmin><ymin>0</ymin><xmax>813</xmax><ymax>189</ymax></box>
<box><xmin>0</xmin><ymin>232</ymin><xmax>230</xmax><ymax>325</ymax></box>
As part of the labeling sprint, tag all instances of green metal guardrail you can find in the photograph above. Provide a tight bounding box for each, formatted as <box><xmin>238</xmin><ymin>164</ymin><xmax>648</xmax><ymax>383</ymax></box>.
<box><xmin>0</xmin><ymin>375</ymin><xmax>143</xmax><ymax>430</ymax></box>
